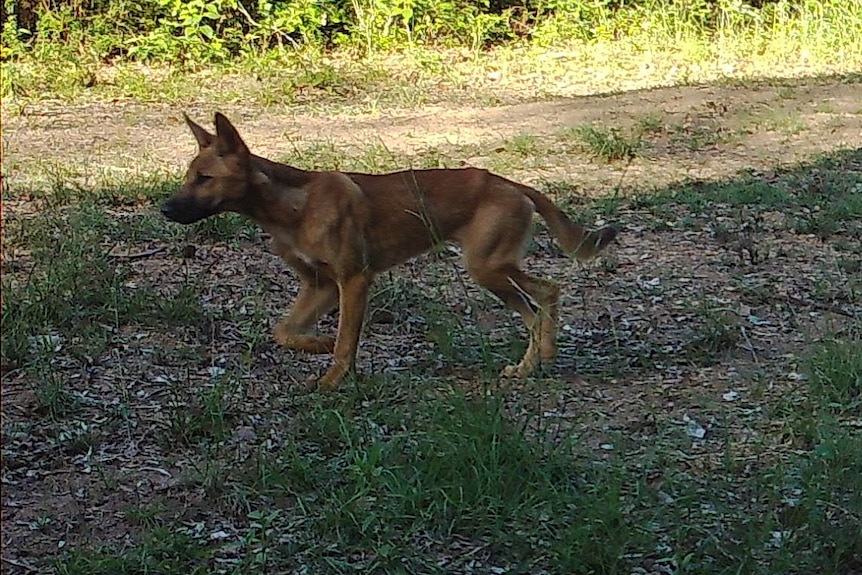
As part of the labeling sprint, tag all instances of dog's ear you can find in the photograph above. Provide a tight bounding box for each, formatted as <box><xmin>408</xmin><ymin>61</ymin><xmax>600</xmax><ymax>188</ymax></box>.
<box><xmin>214</xmin><ymin>112</ymin><xmax>250</xmax><ymax>157</ymax></box>
<box><xmin>184</xmin><ymin>113</ymin><xmax>215</xmax><ymax>149</ymax></box>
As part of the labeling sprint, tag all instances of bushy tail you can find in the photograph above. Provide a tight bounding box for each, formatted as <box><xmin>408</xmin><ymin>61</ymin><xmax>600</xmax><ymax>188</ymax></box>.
<box><xmin>519</xmin><ymin>184</ymin><xmax>618</xmax><ymax>262</ymax></box>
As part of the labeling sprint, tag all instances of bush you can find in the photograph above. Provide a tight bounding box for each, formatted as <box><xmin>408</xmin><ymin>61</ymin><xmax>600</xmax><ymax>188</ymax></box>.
<box><xmin>1</xmin><ymin>0</ymin><xmax>860</xmax><ymax>61</ymax></box>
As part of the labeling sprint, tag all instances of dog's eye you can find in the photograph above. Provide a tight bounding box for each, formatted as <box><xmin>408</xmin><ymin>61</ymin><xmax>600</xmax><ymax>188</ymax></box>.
<box><xmin>194</xmin><ymin>173</ymin><xmax>212</xmax><ymax>185</ymax></box>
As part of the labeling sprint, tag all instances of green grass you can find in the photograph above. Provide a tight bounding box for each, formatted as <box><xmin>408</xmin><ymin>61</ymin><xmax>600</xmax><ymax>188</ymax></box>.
<box><xmin>0</xmin><ymin>185</ymin><xmax>210</xmax><ymax>369</ymax></box>
<box><xmin>808</xmin><ymin>339</ymin><xmax>862</xmax><ymax>414</ymax></box>
<box><xmin>49</xmin><ymin>370</ymin><xmax>862</xmax><ymax>574</ymax></box>
<box><xmin>564</xmin><ymin>124</ymin><xmax>642</xmax><ymax>163</ymax></box>
<box><xmin>57</xmin><ymin>526</ymin><xmax>213</xmax><ymax>575</ymax></box>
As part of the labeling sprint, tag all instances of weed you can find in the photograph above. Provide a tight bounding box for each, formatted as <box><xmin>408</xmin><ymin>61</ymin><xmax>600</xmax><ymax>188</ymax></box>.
<box><xmin>57</xmin><ymin>526</ymin><xmax>214</xmax><ymax>575</ymax></box>
<box><xmin>637</xmin><ymin>113</ymin><xmax>665</xmax><ymax>134</ymax></box>
<box><xmin>567</xmin><ymin>124</ymin><xmax>641</xmax><ymax>162</ymax></box>
<box><xmin>193</xmin><ymin>212</ymin><xmax>260</xmax><ymax>243</ymax></box>
<box><xmin>56</xmin><ymin>420</ymin><xmax>101</xmax><ymax>455</ymax></box>
<box><xmin>807</xmin><ymin>339</ymin><xmax>862</xmax><ymax>414</ymax></box>
<box><xmin>504</xmin><ymin>133</ymin><xmax>539</xmax><ymax>157</ymax></box>
<box><xmin>164</xmin><ymin>377</ymin><xmax>236</xmax><ymax>446</ymax></box>
<box><xmin>28</xmin><ymin>514</ymin><xmax>54</xmax><ymax>532</ymax></box>
<box><xmin>29</xmin><ymin>364</ymin><xmax>79</xmax><ymax>419</ymax></box>
<box><xmin>687</xmin><ymin>304</ymin><xmax>741</xmax><ymax>359</ymax></box>
<box><xmin>124</xmin><ymin>502</ymin><xmax>171</xmax><ymax>529</ymax></box>
<box><xmin>758</xmin><ymin>108</ymin><xmax>808</xmax><ymax>135</ymax></box>
<box><xmin>669</xmin><ymin>121</ymin><xmax>728</xmax><ymax>151</ymax></box>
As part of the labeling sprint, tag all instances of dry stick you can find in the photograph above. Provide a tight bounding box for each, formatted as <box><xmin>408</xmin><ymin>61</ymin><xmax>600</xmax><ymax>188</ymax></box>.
<box><xmin>818</xmin><ymin>498</ymin><xmax>861</xmax><ymax>520</ymax></box>
<box><xmin>739</xmin><ymin>324</ymin><xmax>760</xmax><ymax>366</ymax></box>
<box><xmin>1</xmin><ymin>556</ymin><xmax>40</xmax><ymax>574</ymax></box>
<box><xmin>108</xmin><ymin>246</ymin><xmax>167</xmax><ymax>262</ymax></box>
<box><xmin>569</xmin><ymin>153</ymin><xmax>632</xmax><ymax>336</ymax></box>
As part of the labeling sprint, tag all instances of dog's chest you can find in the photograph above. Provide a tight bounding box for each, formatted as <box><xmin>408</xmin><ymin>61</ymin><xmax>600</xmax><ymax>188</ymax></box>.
<box><xmin>270</xmin><ymin>232</ymin><xmax>319</xmax><ymax>269</ymax></box>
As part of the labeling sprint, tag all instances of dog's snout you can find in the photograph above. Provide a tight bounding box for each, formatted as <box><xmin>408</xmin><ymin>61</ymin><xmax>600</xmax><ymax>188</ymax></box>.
<box><xmin>160</xmin><ymin>196</ymin><xmax>217</xmax><ymax>224</ymax></box>
<box><xmin>161</xmin><ymin>199</ymin><xmax>185</xmax><ymax>223</ymax></box>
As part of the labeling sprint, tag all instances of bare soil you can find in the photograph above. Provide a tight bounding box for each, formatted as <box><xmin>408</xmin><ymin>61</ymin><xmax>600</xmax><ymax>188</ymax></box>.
<box><xmin>3</xmin><ymin>79</ymin><xmax>861</xmax><ymax>190</ymax></box>
<box><xmin>1</xmin><ymin>74</ymin><xmax>861</xmax><ymax>573</ymax></box>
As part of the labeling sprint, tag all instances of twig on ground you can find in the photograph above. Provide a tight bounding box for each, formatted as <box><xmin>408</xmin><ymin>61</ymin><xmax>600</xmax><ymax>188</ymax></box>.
<box><xmin>108</xmin><ymin>246</ymin><xmax>167</xmax><ymax>261</ymax></box>
<box><xmin>1</xmin><ymin>556</ymin><xmax>40</xmax><ymax>574</ymax></box>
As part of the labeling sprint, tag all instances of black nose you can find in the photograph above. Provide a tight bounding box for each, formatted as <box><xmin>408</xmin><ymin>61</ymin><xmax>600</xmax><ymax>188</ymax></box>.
<box><xmin>161</xmin><ymin>202</ymin><xmax>174</xmax><ymax>217</ymax></box>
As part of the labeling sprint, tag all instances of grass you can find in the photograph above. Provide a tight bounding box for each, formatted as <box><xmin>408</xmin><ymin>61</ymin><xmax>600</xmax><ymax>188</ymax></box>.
<box><xmin>44</xmin><ymin>365</ymin><xmax>862</xmax><ymax>574</ymax></box>
<box><xmin>53</xmin><ymin>390</ymin><xmax>638</xmax><ymax>573</ymax></box>
<box><xmin>630</xmin><ymin>148</ymin><xmax>862</xmax><ymax>239</ymax></box>
<box><xmin>808</xmin><ymin>339</ymin><xmax>862</xmax><ymax>414</ymax></box>
<box><xmin>0</xmin><ymin>194</ymin><xmax>212</xmax><ymax>369</ymax></box>
<box><xmin>566</xmin><ymin>124</ymin><xmax>642</xmax><ymax>163</ymax></box>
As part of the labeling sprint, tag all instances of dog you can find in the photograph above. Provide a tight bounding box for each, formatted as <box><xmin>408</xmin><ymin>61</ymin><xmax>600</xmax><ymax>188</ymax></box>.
<box><xmin>162</xmin><ymin>113</ymin><xmax>618</xmax><ymax>391</ymax></box>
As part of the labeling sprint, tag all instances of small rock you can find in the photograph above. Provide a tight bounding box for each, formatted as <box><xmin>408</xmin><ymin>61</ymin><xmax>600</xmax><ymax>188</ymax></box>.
<box><xmin>232</xmin><ymin>426</ymin><xmax>256</xmax><ymax>442</ymax></box>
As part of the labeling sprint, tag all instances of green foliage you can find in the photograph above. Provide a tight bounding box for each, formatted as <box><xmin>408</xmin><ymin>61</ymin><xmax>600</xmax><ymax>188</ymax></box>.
<box><xmin>568</xmin><ymin>124</ymin><xmax>642</xmax><ymax>162</ymax></box>
<box><xmin>233</xmin><ymin>390</ymin><xmax>640</xmax><ymax>572</ymax></box>
<box><xmin>349</xmin><ymin>0</ymin><xmax>510</xmax><ymax>53</ymax></box>
<box><xmin>57</xmin><ymin>527</ymin><xmax>213</xmax><ymax>575</ymax></box>
<box><xmin>808</xmin><ymin>339</ymin><xmax>862</xmax><ymax>414</ymax></box>
<box><xmin>125</xmin><ymin>0</ymin><xmax>342</xmax><ymax>62</ymax></box>
<box><xmin>4</xmin><ymin>0</ymin><xmax>858</xmax><ymax>64</ymax></box>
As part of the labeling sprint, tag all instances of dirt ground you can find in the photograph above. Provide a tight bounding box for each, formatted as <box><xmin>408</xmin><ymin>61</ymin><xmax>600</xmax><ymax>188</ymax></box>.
<box><xmin>3</xmin><ymin>79</ymin><xmax>861</xmax><ymax>190</ymax></box>
<box><xmin>1</xmin><ymin>74</ymin><xmax>861</xmax><ymax>572</ymax></box>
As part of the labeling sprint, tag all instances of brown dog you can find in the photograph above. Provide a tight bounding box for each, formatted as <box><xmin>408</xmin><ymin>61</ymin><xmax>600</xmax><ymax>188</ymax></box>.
<box><xmin>162</xmin><ymin>113</ymin><xmax>617</xmax><ymax>390</ymax></box>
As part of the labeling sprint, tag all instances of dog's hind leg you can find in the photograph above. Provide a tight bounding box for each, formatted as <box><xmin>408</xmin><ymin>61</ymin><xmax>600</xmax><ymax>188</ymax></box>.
<box><xmin>472</xmin><ymin>266</ymin><xmax>560</xmax><ymax>378</ymax></box>
<box><xmin>462</xmin><ymin>199</ymin><xmax>560</xmax><ymax>378</ymax></box>
<box><xmin>274</xmin><ymin>278</ymin><xmax>339</xmax><ymax>354</ymax></box>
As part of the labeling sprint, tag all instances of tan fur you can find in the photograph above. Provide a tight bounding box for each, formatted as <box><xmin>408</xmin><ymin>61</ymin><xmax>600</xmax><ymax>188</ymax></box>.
<box><xmin>162</xmin><ymin>113</ymin><xmax>618</xmax><ymax>391</ymax></box>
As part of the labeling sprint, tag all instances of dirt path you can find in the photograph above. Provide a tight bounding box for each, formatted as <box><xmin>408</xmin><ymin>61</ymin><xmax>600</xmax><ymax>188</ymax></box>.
<box><xmin>3</xmin><ymin>78</ymin><xmax>861</xmax><ymax>193</ymax></box>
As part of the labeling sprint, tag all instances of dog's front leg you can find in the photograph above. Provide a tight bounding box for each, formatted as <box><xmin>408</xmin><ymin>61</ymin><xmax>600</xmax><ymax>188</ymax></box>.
<box><xmin>274</xmin><ymin>279</ymin><xmax>338</xmax><ymax>354</ymax></box>
<box><xmin>315</xmin><ymin>274</ymin><xmax>371</xmax><ymax>391</ymax></box>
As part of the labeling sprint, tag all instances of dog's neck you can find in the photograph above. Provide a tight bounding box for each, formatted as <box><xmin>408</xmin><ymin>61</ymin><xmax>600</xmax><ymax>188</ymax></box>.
<box><xmin>245</xmin><ymin>155</ymin><xmax>313</xmax><ymax>226</ymax></box>
<box><xmin>254</xmin><ymin>155</ymin><xmax>312</xmax><ymax>188</ymax></box>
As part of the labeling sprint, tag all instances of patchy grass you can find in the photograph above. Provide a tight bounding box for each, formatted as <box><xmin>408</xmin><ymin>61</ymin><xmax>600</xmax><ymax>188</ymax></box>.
<box><xmin>562</xmin><ymin>124</ymin><xmax>642</xmax><ymax>163</ymax></box>
<box><xmin>629</xmin><ymin>148</ymin><xmax>862</xmax><ymax>240</ymax></box>
<box><xmin>808</xmin><ymin>339</ymin><xmax>862</xmax><ymax>414</ymax></box>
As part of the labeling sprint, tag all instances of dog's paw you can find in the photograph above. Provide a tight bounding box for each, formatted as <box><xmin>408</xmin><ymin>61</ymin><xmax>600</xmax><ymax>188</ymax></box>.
<box><xmin>501</xmin><ymin>363</ymin><xmax>531</xmax><ymax>379</ymax></box>
<box><xmin>316</xmin><ymin>369</ymin><xmax>347</xmax><ymax>391</ymax></box>
<box><xmin>272</xmin><ymin>322</ymin><xmax>291</xmax><ymax>347</ymax></box>
<box><xmin>273</xmin><ymin>325</ymin><xmax>335</xmax><ymax>354</ymax></box>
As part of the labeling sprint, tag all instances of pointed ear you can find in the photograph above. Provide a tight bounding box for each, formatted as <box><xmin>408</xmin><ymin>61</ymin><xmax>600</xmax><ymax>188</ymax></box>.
<box><xmin>214</xmin><ymin>112</ymin><xmax>250</xmax><ymax>157</ymax></box>
<box><xmin>184</xmin><ymin>113</ymin><xmax>215</xmax><ymax>149</ymax></box>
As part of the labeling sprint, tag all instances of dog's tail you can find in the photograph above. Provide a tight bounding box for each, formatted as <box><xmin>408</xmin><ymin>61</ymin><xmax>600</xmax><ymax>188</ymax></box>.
<box><xmin>519</xmin><ymin>184</ymin><xmax>618</xmax><ymax>262</ymax></box>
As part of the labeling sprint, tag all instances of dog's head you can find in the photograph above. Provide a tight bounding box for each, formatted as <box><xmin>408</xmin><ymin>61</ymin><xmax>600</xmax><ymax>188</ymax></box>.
<box><xmin>161</xmin><ymin>112</ymin><xmax>257</xmax><ymax>225</ymax></box>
